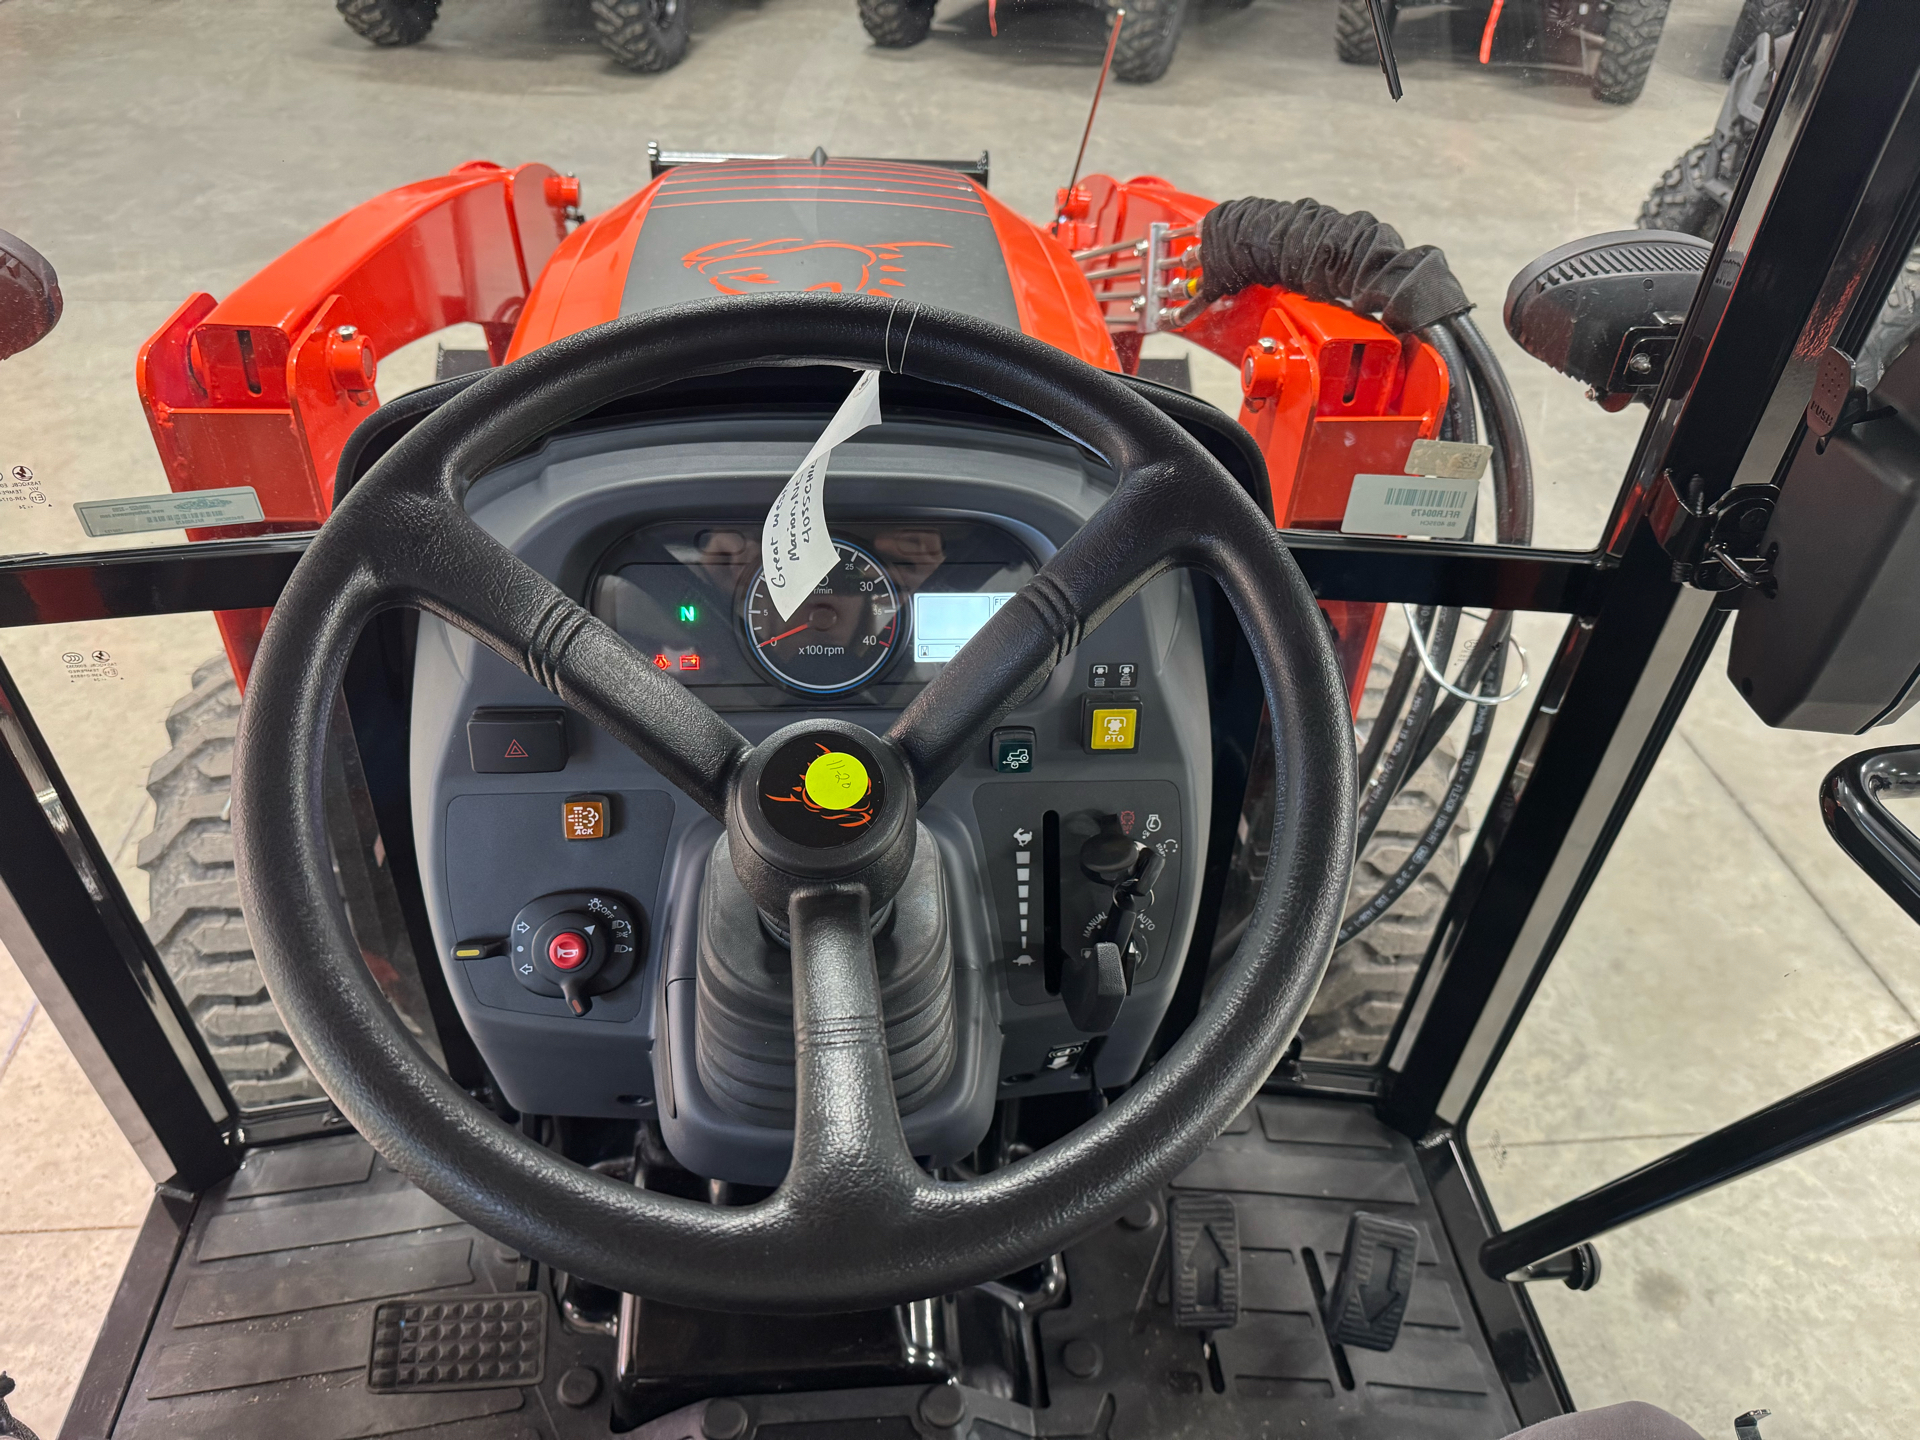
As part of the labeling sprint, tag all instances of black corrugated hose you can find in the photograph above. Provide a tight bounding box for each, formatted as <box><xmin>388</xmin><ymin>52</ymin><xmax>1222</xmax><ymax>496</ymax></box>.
<box><xmin>1184</xmin><ymin>196</ymin><xmax>1535</xmax><ymax>942</ymax></box>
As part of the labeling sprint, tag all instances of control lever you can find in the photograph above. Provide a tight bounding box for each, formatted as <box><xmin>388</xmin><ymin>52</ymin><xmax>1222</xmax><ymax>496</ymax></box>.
<box><xmin>1062</xmin><ymin>823</ymin><xmax>1165</xmax><ymax>1033</ymax></box>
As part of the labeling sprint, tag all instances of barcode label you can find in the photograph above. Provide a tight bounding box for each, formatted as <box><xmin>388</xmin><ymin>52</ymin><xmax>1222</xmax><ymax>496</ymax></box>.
<box><xmin>1341</xmin><ymin>474</ymin><xmax>1478</xmax><ymax>539</ymax></box>
<box><xmin>1385</xmin><ymin>485</ymin><xmax>1460</xmax><ymax>508</ymax></box>
<box><xmin>73</xmin><ymin>486</ymin><xmax>264</xmax><ymax>538</ymax></box>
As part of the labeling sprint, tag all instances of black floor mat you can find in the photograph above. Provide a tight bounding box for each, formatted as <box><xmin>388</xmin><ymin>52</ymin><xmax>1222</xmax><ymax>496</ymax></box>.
<box><xmin>110</xmin><ymin>1137</ymin><xmax>613</xmax><ymax>1440</ymax></box>
<box><xmin>108</xmin><ymin>1099</ymin><xmax>1520</xmax><ymax>1438</ymax></box>
<box><xmin>1038</xmin><ymin>1096</ymin><xmax>1521</xmax><ymax>1438</ymax></box>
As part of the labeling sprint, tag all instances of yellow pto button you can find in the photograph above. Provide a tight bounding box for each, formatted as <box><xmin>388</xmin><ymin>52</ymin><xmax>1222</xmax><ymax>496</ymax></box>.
<box><xmin>1089</xmin><ymin>706</ymin><xmax>1138</xmax><ymax>751</ymax></box>
<box><xmin>804</xmin><ymin>749</ymin><xmax>871</xmax><ymax>809</ymax></box>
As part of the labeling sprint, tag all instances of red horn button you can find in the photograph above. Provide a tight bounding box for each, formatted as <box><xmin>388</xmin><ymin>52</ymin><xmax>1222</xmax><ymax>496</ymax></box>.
<box><xmin>547</xmin><ymin>932</ymin><xmax>589</xmax><ymax>970</ymax></box>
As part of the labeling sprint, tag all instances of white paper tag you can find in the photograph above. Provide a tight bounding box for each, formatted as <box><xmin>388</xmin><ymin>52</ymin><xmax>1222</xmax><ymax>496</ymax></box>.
<box><xmin>760</xmin><ymin>370</ymin><xmax>883</xmax><ymax>621</ymax></box>
<box><xmin>1404</xmin><ymin>438</ymin><xmax>1493</xmax><ymax>481</ymax></box>
<box><xmin>74</xmin><ymin>486</ymin><xmax>264</xmax><ymax>537</ymax></box>
<box><xmin>1342</xmin><ymin>475</ymin><xmax>1478</xmax><ymax>539</ymax></box>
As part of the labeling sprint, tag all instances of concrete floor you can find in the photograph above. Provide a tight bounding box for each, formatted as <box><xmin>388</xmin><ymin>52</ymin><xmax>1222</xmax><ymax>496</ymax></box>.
<box><xmin>1</xmin><ymin>1</ymin><xmax>1916</xmax><ymax>1437</ymax></box>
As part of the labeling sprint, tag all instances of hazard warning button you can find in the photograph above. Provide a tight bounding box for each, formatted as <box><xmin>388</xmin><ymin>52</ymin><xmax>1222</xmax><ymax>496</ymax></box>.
<box><xmin>466</xmin><ymin>709</ymin><xmax>568</xmax><ymax>774</ymax></box>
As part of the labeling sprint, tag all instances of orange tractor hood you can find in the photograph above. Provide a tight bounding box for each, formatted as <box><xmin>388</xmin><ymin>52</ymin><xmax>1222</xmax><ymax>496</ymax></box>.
<box><xmin>508</xmin><ymin>158</ymin><xmax>1119</xmax><ymax>369</ymax></box>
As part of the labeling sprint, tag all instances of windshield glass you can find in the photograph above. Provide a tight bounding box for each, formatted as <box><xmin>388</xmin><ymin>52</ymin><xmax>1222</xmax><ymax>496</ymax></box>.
<box><xmin>2</xmin><ymin>0</ymin><xmax>1766</xmax><ymax>562</ymax></box>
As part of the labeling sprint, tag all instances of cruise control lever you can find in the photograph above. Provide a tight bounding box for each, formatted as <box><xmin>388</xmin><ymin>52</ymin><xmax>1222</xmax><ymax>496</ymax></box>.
<box><xmin>1062</xmin><ymin>825</ymin><xmax>1165</xmax><ymax>1033</ymax></box>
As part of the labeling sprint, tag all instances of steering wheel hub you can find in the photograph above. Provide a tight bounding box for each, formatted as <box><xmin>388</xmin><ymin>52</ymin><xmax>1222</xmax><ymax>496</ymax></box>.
<box><xmin>727</xmin><ymin>717</ymin><xmax>918</xmax><ymax>919</ymax></box>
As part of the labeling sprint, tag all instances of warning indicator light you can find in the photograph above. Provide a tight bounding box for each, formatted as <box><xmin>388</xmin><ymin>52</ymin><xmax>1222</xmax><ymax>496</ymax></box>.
<box><xmin>503</xmin><ymin>739</ymin><xmax>530</xmax><ymax>760</ymax></box>
<box><xmin>678</xmin><ymin>604</ymin><xmax>699</xmax><ymax>624</ymax></box>
<box><xmin>678</xmin><ymin>653</ymin><xmax>701</xmax><ymax>671</ymax></box>
<box><xmin>653</xmin><ymin>653</ymin><xmax>670</xmax><ymax>669</ymax></box>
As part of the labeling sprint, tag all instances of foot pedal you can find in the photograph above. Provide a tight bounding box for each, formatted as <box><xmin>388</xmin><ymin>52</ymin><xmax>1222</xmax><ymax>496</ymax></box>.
<box><xmin>1323</xmin><ymin>1212</ymin><xmax>1419</xmax><ymax>1352</ymax></box>
<box><xmin>1168</xmin><ymin>1192</ymin><xmax>1240</xmax><ymax>1330</ymax></box>
<box><xmin>367</xmin><ymin>1293</ymin><xmax>548</xmax><ymax>1393</ymax></box>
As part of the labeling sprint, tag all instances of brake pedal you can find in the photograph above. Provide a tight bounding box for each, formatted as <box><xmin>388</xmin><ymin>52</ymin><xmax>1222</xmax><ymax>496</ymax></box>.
<box><xmin>367</xmin><ymin>1293</ymin><xmax>548</xmax><ymax>1393</ymax></box>
<box><xmin>1168</xmin><ymin>1192</ymin><xmax>1240</xmax><ymax>1330</ymax></box>
<box><xmin>1322</xmin><ymin>1212</ymin><xmax>1419</xmax><ymax>1352</ymax></box>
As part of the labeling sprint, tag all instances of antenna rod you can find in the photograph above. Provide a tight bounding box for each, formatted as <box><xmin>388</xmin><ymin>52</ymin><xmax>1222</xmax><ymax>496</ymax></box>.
<box><xmin>1058</xmin><ymin>8</ymin><xmax>1125</xmax><ymax>229</ymax></box>
<box><xmin>1365</xmin><ymin>0</ymin><xmax>1403</xmax><ymax>101</ymax></box>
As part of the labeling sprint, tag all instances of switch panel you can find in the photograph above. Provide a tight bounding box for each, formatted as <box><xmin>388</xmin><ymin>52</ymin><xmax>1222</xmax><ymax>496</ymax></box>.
<box><xmin>973</xmin><ymin>780</ymin><xmax>1182</xmax><ymax>1008</ymax></box>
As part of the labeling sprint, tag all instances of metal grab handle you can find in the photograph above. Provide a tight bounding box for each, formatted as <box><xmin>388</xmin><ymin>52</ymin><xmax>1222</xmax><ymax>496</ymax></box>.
<box><xmin>1821</xmin><ymin>745</ymin><xmax>1919</xmax><ymax>920</ymax></box>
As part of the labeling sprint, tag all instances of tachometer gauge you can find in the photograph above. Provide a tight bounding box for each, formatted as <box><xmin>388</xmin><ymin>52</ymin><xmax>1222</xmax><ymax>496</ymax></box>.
<box><xmin>743</xmin><ymin>541</ymin><xmax>902</xmax><ymax>694</ymax></box>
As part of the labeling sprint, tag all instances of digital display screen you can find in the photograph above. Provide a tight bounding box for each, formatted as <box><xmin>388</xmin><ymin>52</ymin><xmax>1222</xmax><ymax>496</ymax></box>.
<box><xmin>913</xmin><ymin>592</ymin><xmax>1015</xmax><ymax>663</ymax></box>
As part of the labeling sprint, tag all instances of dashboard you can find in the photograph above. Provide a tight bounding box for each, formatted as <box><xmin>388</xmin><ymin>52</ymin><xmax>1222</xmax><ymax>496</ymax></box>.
<box><xmin>409</xmin><ymin>398</ymin><xmax>1216</xmax><ymax>1186</ymax></box>
<box><xmin>590</xmin><ymin>519</ymin><xmax>1035</xmax><ymax>706</ymax></box>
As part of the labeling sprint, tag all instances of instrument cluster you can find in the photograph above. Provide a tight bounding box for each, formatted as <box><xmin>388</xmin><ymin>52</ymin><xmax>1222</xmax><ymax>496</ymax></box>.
<box><xmin>591</xmin><ymin>518</ymin><xmax>1038</xmax><ymax>707</ymax></box>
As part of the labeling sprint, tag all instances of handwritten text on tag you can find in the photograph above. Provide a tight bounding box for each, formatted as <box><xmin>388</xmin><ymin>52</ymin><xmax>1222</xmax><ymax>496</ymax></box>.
<box><xmin>760</xmin><ymin>370</ymin><xmax>883</xmax><ymax>621</ymax></box>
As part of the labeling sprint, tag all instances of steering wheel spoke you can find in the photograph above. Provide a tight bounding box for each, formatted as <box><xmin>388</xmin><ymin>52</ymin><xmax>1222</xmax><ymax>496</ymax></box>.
<box><xmin>410</xmin><ymin>513</ymin><xmax>751</xmax><ymax>821</ymax></box>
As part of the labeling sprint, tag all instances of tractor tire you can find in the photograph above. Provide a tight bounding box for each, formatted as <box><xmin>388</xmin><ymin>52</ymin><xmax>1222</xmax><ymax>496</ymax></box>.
<box><xmin>1592</xmin><ymin>0</ymin><xmax>1670</xmax><ymax>105</ymax></box>
<box><xmin>336</xmin><ymin>0</ymin><xmax>440</xmax><ymax>47</ymax></box>
<box><xmin>592</xmin><ymin>0</ymin><xmax>692</xmax><ymax>74</ymax></box>
<box><xmin>1296</xmin><ymin>649</ymin><xmax>1466</xmax><ymax>1063</ymax></box>
<box><xmin>1110</xmin><ymin>0</ymin><xmax>1190</xmax><ymax>84</ymax></box>
<box><xmin>138</xmin><ymin>657</ymin><xmax>319</xmax><ymax>1109</ymax></box>
<box><xmin>1636</xmin><ymin>133</ymin><xmax>1738</xmax><ymax>238</ymax></box>
<box><xmin>858</xmin><ymin>0</ymin><xmax>938</xmax><ymax>48</ymax></box>
<box><xmin>1720</xmin><ymin>0</ymin><xmax>1797</xmax><ymax>79</ymax></box>
<box><xmin>1211</xmin><ymin>644</ymin><xmax>1466</xmax><ymax>1064</ymax></box>
<box><xmin>1335</xmin><ymin>0</ymin><xmax>1394</xmax><ymax>65</ymax></box>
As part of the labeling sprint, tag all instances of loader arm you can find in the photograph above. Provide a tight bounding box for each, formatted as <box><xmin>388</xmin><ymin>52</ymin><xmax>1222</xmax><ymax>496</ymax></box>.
<box><xmin>135</xmin><ymin>160</ymin><xmax>574</xmax><ymax>682</ymax></box>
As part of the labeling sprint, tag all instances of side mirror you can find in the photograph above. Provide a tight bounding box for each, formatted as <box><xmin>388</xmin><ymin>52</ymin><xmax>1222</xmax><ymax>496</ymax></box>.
<box><xmin>1503</xmin><ymin>230</ymin><xmax>1714</xmax><ymax>409</ymax></box>
<box><xmin>1728</xmin><ymin>338</ymin><xmax>1918</xmax><ymax>733</ymax></box>
<box><xmin>0</xmin><ymin>228</ymin><xmax>63</xmax><ymax>361</ymax></box>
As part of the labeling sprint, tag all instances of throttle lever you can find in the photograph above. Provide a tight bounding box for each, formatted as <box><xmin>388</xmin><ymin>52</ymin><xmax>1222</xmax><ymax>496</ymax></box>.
<box><xmin>1065</xmin><ymin>822</ymin><xmax>1166</xmax><ymax>1033</ymax></box>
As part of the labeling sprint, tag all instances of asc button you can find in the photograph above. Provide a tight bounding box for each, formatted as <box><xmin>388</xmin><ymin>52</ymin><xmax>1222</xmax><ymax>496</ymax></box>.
<box><xmin>467</xmin><ymin>708</ymin><xmax>567</xmax><ymax>774</ymax></box>
<box><xmin>991</xmin><ymin>727</ymin><xmax>1036</xmax><ymax>773</ymax></box>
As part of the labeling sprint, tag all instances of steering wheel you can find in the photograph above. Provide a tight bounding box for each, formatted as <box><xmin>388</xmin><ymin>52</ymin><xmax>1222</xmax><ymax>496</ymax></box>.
<box><xmin>231</xmin><ymin>293</ymin><xmax>1356</xmax><ymax>1314</ymax></box>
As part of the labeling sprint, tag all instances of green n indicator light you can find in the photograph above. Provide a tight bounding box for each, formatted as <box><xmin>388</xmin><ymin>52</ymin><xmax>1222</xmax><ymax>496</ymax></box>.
<box><xmin>678</xmin><ymin>603</ymin><xmax>699</xmax><ymax>625</ymax></box>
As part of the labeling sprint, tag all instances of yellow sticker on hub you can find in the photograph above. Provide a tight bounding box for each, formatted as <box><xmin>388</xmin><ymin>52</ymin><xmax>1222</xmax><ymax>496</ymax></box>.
<box><xmin>804</xmin><ymin>750</ymin><xmax>870</xmax><ymax>810</ymax></box>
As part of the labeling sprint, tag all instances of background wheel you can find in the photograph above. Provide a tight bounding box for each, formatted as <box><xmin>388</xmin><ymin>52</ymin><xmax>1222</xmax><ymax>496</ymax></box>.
<box><xmin>1212</xmin><ymin>643</ymin><xmax>1467</xmax><ymax>1063</ymax></box>
<box><xmin>1592</xmin><ymin>0</ymin><xmax>1671</xmax><ymax>104</ymax></box>
<box><xmin>1110</xmin><ymin>0</ymin><xmax>1191</xmax><ymax>84</ymax></box>
<box><xmin>336</xmin><ymin>0</ymin><xmax>440</xmax><ymax>46</ymax></box>
<box><xmin>858</xmin><ymin>0</ymin><xmax>938</xmax><ymax>48</ymax></box>
<box><xmin>139</xmin><ymin>658</ymin><xmax>318</xmax><ymax>1108</ymax></box>
<box><xmin>592</xmin><ymin>0</ymin><xmax>692</xmax><ymax>73</ymax></box>
<box><xmin>1335</xmin><ymin>0</ymin><xmax>1393</xmax><ymax>65</ymax></box>
<box><xmin>1720</xmin><ymin>0</ymin><xmax>1797</xmax><ymax>78</ymax></box>
<box><xmin>1854</xmin><ymin>248</ymin><xmax>1920</xmax><ymax>392</ymax></box>
<box><xmin>1636</xmin><ymin>134</ymin><xmax>1738</xmax><ymax>237</ymax></box>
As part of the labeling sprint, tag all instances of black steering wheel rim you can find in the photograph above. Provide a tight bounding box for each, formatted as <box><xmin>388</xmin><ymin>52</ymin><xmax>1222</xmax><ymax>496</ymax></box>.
<box><xmin>231</xmin><ymin>292</ymin><xmax>1356</xmax><ymax>1313</ymax></box>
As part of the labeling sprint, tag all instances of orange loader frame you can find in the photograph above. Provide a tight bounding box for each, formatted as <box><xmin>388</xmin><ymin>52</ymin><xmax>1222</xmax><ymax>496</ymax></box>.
<box><xmin>137</xmin><ymin>160</ymin><xmax>1446</xmax><ymax>712</ymax></box>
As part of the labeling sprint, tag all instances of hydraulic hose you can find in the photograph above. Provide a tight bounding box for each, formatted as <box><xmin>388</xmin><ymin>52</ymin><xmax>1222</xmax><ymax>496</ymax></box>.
<box><xmin>1409</xmin><ymin>609</ymin><xmax>1513</xmax><ymax>777</ymax></box>
<box><xmin>1419</xmin><ymin>321</ymin><xmax>1479</xmax><ymax>454</ymax></box>
<box><xmin>1354</xmin><ymin>607</ymin><xmax>1457</xmax><ymax>856</ymax></box>
<box><xmin>1182</xmin><ymin>196</ymin><xmax>1537</xmax><ymax>952</ymax></box>
<box><xmin>1339</xmin><ymin>639</ymin><xmax>1504</xmax><ymax>946</ymax></box>
<box><xmin>1356</xmin><ymin>610</ymin><xmax>1427</xmax><ymax>786</ymax></box>
<box><xmin>1447</xmin><ymin>313</ymin><xmax>1533</xmax><ymax>547</ymax></box>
